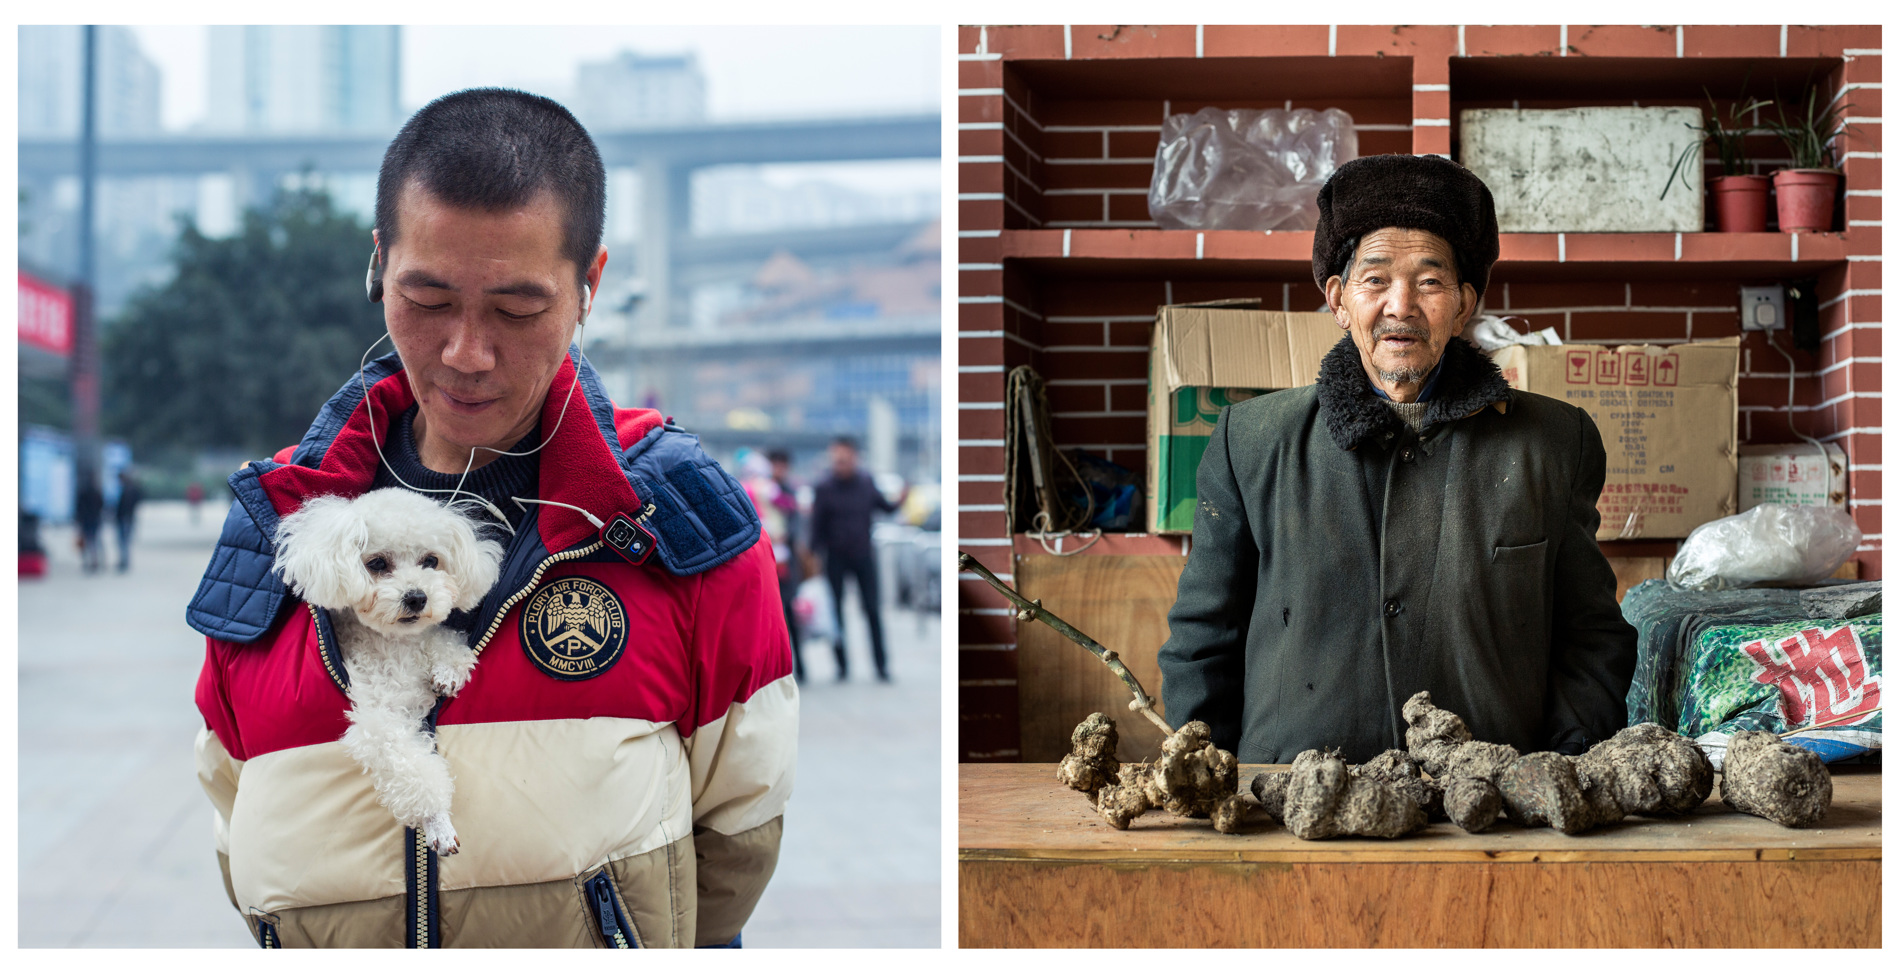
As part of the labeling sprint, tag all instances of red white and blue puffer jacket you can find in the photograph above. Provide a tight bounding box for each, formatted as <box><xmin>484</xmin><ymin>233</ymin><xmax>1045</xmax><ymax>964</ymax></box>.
<box><xmin>189</xmin><ymin>349</ymin><xmax>796</xmax><ymax>948</ymax></box>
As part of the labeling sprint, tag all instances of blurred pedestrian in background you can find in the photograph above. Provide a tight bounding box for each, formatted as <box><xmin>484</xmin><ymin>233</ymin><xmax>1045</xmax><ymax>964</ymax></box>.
<box><xmin>75</xmin><ymin>474</ymin><xmax>106</xmax><ymax>575</ymax></box>
<box><xmin>810</xmin><ymin>436</ymin><xmax>904</xmax><ymax>683</ymax></box>
<box><xmin>767</xmin><ymin>448</ymin><xmax>809</xmax><ymax>683</ymax></box>
<box><xmin>185</xmin><ymin>480</ymin><xmax>206</xmax><ymax>525</ymax></box>
<box><xmin>114</xmin><ymin>467</ymin><xmax>143</xmax><ymax>573</ymax></box>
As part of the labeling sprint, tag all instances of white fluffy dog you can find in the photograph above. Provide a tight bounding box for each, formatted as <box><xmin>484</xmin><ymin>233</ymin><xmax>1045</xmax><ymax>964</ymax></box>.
<box><xmin>273</xmin><ymin>488</ymin><xmax>505</xmax><ymax>855</ymax></box>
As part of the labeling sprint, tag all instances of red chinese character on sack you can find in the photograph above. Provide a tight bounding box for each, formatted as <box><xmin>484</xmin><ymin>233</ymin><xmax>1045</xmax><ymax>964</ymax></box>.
<box><xmin>1739</xmin><ymin>625</ymin><xmax>1882</xmax><ymax>727</ymax></box>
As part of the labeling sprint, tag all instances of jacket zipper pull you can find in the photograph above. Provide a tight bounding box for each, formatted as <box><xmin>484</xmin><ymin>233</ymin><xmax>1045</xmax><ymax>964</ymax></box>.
<box><xmin>591</xmin><ymin>877</ymin><xmax>630</xmax><ymax>948</ymax></box>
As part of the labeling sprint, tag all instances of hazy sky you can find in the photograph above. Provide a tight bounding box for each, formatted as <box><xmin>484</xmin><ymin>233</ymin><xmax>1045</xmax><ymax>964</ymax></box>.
<box><xmin>124</xmin><ymin>24</ymin><xmax>942</xmax><ymax>192</ymax></box>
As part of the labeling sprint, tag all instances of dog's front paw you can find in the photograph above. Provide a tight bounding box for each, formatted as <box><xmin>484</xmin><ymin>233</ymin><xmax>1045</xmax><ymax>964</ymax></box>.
<box><xmin>431</xmin><ymin>665</ymin><xmax>471</xmax><ymax>697</ymax></box>
<box><xmin>424</xmin><ymin>813</ymin><xmax>460</xmax><ymax>856</ymax></box>
<box><xmin>431</xmin><ymin>647</ymin><xmax>478</xmax><ymax>697</ymax></box>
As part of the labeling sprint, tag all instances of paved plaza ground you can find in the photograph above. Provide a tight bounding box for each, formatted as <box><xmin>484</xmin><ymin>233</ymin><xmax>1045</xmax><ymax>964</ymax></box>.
<box><xmin>18</xmin><ymin>499</ymin><xmax>940</xmax><ymax>947</ymax></box>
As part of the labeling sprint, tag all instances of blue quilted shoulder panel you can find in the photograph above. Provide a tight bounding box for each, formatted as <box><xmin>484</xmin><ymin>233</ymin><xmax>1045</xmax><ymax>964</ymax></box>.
<box><xmin>184</xmin><ymin>463</ymin><xmax>291</xmax><ymax>642</ymax></box>
<box><xmin>624</xmin><ymin>423</ymin><xmax>761</xmax><ymax>577</ymax></box>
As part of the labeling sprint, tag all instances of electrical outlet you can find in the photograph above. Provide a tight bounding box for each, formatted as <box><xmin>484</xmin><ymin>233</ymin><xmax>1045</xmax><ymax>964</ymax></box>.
<box><xmin>1739</xmin><ymin>285</ymin><xmax>1786</xmax><ymax>331</ymax></box>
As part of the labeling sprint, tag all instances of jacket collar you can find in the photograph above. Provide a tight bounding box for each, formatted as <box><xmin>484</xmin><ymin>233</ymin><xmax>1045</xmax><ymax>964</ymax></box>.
<box><xmin>1315</xmin><ymin>334</ymin><xmax>1511</xmax><ymax>451</ymax></box>
<box><xmin>253</xmin><ymin>348</ymin><xmax>657</xmax><ymax>556</ymax></box>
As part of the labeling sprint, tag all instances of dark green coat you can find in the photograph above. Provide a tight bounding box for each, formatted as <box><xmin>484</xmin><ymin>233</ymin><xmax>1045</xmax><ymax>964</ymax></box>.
<box><xmin>1158</xmin><ymin>336</ymin><xmax>1637</xmax><ymax>763</ymax></box>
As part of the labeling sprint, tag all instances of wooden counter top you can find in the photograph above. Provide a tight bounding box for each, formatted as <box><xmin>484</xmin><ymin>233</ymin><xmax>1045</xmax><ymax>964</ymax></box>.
<box><xmin>960</xmin><ymin>764</ymin><xmax>1882</xmax><ymax>947</ymax></box>
<box><xmin>961</xmin><ymin>763</ymin><xmax>1882</xmax><ymax>863</ymax></box>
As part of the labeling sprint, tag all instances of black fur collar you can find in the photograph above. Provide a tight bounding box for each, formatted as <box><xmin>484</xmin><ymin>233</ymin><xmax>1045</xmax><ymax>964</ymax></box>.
<box><xmin>1315</xmin><ymin>334</ymin><xmax>1511</xmax><ymax>451</ymax></box>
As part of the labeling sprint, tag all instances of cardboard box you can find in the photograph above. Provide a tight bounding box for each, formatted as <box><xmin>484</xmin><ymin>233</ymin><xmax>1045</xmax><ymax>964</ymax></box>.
<box><xmin>1461</xmin><ymin>107</ymin><xmax>1704</xmax><ymax>232</ymax></box>
<box><xmin>1490</xmin><ymin>339</ymin><xmax>1740</xmax><ymax>540</ymax></box>
<box><xmin>1738</xmin><ymin>442</ymin><xmax>1848</xmax><ymax>512</ymax></box>
<box><xmin>1146</xmin><ymin>303</ymin><xmax>1340</xmax><ymax>533</ymax></box>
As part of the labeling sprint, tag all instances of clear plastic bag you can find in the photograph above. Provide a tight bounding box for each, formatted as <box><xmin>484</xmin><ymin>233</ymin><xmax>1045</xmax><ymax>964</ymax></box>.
<box><xmin>1148</xmin><ymin>107</ymin><xmax>1358</xmax><ymax>231</ymax></box>
<box><xmin>1667</xmin><ymin>503</ymin><xmax>1864</xmax><ymax>591</ymax></box>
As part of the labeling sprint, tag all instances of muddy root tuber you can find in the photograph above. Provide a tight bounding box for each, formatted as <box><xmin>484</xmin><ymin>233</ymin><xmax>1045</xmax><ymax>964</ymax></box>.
<box><xmin>1441</xmin><ymin>776</ymin><xmax>1504</xmax><ymax>832</ymax></box>
<box><xmin>1250</xmin><ymin>770</ymin><xmax>1290</xmax><ymax>821</ymax></box>
<box><xmin>1095</xmin><ymin>774</ymin><xmax>1152</xmax><ymax>830</ymax></box>
<box><xmin>1720</xmin><ymin>730</ymin><xmax>1833</xmax><ymax>828</ymax></box>
<box><xmin>1498</xmin><ymin>751</ymin><xmax>1623</xmax><ymax>835</ymax></box>
<box><xmin>1211</xmin><ymin>793</ymin><xmax>1254</xmax><ymax>834</ymax></box>
<box><xmin>1354</xmin><ymin>748</ymin><xmax>1446</xmax><ymax>820</ymax></box>
<box><xmin>1402</xmin><ymin>690</ymin><xmax>1519</xmax><ymax>780</ymax></box>
<box><xmin>1281</xmin><ymin>749</ymin><xmax>1429</xmax><ymax>839</ymax></box>
<box><xmin>1055</xmin><ymin>712</ymin><xmax>1121</xmax><ymax>799</ymax></box>
<box><xmin>1139</xmin><ymin>720</ymin><xmax>1240</xmax><ymax>817</ymax></box>
<box><xmin>1575</xmin><ymin>722</ymin><xmax>1714</xmax><ymax>818</ymax></box>
<box><xmin>1086</xmin><ymin>720</ymin><xmax>1240</xmax><ymax>830</ymax></box>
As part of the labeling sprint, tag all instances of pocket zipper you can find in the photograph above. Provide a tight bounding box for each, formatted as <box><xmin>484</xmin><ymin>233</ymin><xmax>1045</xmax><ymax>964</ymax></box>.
<box><xmin>585</xmin><ymin>871</ymin><xmax>635</xmax><ymax>948</ymax></box>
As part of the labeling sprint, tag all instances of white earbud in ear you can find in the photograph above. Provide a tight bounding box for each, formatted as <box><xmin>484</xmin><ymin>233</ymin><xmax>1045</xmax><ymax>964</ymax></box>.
<box><xmin>579</xmin><ymin>284</ymin><xmax>591</xmax><ymax>325</ymax></box>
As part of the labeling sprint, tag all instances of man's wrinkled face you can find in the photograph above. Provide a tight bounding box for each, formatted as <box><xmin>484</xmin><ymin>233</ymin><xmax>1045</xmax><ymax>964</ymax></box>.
<box><xmin>1324</xmin><ymin>227</ymin><xmax>1478</xmax><ymax>400</ymax></box>
<box><xmin>380</xmin><ymin>182</ymin><xmax>602</xmax><ymax>471</ymax></box>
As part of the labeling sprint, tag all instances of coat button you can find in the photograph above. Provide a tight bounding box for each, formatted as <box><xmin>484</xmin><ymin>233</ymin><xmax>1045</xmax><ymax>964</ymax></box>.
<box><xmin>1400</xmin><ymin>447</ymin><xmax>1415</xmax><ymax>462</ymax></box>
<box><xmin>1383</xmin><ymin>599</ymin><xmax>1400</xmax><ymax>618</ymax></box>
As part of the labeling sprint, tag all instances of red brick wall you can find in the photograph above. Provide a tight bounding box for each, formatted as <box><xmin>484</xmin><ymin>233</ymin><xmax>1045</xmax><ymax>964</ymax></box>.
<box><xmin>957</xmin><ymin>25</ymin><xmax>1881</xmax><ymax>763</ymax></box>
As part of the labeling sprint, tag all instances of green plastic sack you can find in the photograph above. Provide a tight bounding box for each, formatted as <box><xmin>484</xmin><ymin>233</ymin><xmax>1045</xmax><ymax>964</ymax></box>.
<box><xmin>1678</xmin><ymin>613</ymin><xmax>1881</xmax><ymax>764</ymax></box>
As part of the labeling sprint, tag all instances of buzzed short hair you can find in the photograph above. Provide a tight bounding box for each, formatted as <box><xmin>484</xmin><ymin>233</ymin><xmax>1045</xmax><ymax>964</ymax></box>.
<box><xmin>375</xmin><ymin>88</ymin><xmax>606</xmax><ymax>286</ymax></box>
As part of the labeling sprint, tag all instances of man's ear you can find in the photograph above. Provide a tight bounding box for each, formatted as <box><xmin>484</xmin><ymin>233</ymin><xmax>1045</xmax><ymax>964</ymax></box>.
<box><xmin>1324</xmin><ymin>276</ymin><xmax>1349</xmax><ymax>328</ymax></box>
<box><xmin>583</xmin><ymin>245</ymin><xmax>608</xmax><ymax>316</ymax></box>
<box><xmin>1453</xmin><ymin>282</ymin><xmax>1480</xmax><ymax>336</ymax></box>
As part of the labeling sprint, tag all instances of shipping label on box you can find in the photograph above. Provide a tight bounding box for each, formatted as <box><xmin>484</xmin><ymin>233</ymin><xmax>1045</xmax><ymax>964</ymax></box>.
<box><xmin>1147</xmin><ymin>305</ymin><xmax>1339</xmax><ymax>533</ymax></box>
<box><xmin>1738</xmin><ymin>442</ymin><xmax>1848</xmax><ymax>511</ymax></box>
<box><xmin>1491</xmin><ymin>339</ymin><xmax>1739</xmax><ymax>540</ymax></box>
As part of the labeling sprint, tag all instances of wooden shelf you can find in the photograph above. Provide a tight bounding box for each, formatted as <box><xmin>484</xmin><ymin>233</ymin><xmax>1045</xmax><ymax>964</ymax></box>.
<box><xmin>1000</xmin><ymin>228</ymin><xmax>1856</xmax><ymax>280</ymax></box>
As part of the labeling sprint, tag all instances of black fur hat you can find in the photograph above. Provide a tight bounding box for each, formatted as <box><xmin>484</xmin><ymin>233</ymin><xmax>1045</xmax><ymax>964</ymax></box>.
<box><xmin>1311</xmin><ymin>154</ymin><xmax>1500</xmax><ymax>300</ymax></box>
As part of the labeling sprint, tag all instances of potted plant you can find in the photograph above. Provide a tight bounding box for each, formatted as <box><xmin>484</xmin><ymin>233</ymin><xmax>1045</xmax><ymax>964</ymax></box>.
<box><xmin>1662</xmin><ymin>90</ymin><xmax>1773</xmax><ymax>232</ymax></box>
<box><xmin>1764</xmin><ymin>84</ymin><xmax>1856</xmax><ymax>233</ymax></box>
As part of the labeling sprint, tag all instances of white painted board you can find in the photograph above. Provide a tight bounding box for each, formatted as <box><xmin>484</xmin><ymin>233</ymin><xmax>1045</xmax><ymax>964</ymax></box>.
<box><xmin>1460</xmin><ymin>107</ymin><xmax>1704</xmax><ymax>233</ymax></box>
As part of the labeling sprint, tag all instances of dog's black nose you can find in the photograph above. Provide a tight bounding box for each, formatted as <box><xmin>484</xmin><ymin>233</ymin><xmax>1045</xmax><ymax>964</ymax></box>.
<box><xmin>401</xmin><ymin>590</ymin><xmax>427</xmax><ymax>613</ymax></box>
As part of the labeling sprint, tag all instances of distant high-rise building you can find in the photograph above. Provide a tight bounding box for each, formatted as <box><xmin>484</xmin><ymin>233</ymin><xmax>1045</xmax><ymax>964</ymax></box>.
<box><xmin>574</xmin><ymin>51</ymin><xmax>706</xmax><ymax>131</ymax></box>
<box><xmin>206</xmin><ymin>26</ymin><xmax>402</xmax><ymax>133</ymax></box>
<box><xmin>17</xmin><ymin>25</ymin><xmax>161</xmax><ymax>136</ymax></box>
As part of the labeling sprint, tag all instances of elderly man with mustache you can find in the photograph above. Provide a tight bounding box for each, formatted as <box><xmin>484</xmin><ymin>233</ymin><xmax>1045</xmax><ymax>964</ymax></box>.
<box><xmin>1157</xmin><ymin>154</ymin><xmax>1637</xmax><ymax>764</ymax></box>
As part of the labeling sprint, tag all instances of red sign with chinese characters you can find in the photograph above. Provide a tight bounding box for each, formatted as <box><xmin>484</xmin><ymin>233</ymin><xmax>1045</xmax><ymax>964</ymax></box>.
<box><xmin>18</xmin><ymin>271</ymin><xmax>72</xmax><ymax>355</ymax></box>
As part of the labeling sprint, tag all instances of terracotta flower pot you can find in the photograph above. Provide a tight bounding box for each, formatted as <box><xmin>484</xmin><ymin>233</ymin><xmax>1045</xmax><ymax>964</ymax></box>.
<box><xmin>1773</xmin><ymin>169</ymin><xmax>1841</xmax><ymax>232</ymax></box>
<box><xmin>1711</xmin><ymin>175</ymin><xmax>1771</xmax><ymax>232</ymax></box>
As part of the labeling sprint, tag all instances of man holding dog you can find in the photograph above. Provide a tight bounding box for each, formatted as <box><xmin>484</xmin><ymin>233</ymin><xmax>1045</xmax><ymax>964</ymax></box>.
<box><xmin>189</xmin><ymin>89</ymin><xmax>795</xmax><ymax>948</ymax></box>
<box><xmin>1157</xmin><ymin>154</ymin><xmax>1637</xmax><ymax>766</ymax></box>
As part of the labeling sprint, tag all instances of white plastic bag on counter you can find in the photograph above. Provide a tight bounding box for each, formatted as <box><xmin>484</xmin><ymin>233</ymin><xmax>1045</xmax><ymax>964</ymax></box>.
<box><xmin>1148</xmin><ymin>107</ymin><xmax>1357</xmax><ymax>231</ymax></box>
<box><xmin>1467</xmin><ymin>315</ymin><xmax>1562</xmax><ymax>352</ymax></box>
<box><xmin>1667</xmin><ymin>503</ymin><xmax>1863</xmax><ymax>591</ymax></box>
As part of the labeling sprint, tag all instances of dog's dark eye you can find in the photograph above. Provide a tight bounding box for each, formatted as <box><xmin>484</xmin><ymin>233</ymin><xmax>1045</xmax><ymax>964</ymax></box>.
<box><xmin>365</xmin><ymin>556</ymin><xmax>388</xmax><ymax>573</ymax></box>
<box><xmin>420</xmin><ymin>555</ymin><xmax>438</xmax><ymax>570</ymax></box>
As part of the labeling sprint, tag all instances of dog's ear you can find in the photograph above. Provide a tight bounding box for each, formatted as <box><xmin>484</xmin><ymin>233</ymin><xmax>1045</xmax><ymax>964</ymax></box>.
<box><xmin>273</xmin><ymin>494</ymin><xmax>371</xmax><ymax>610</ymax></box>
<box><xmin>442</xmin><ymin>515</ymin><xmax>506</xmax><ymax>612</ymax></box>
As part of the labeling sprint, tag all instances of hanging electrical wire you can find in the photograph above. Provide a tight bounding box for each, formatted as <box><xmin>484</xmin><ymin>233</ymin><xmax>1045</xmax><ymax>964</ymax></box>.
<box><xmin>1762</xmin><ymin>314</ymin><xmax>1836</xmax><ymax>491</ymax></box>
<box><xmin>1004</xmin><ymin>364</ymin><xmax>1100</xmax><ymax>555</ymax></box>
